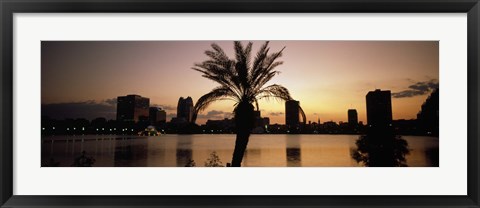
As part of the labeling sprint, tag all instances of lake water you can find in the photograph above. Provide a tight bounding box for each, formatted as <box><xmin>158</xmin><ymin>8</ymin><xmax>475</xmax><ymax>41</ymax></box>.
<box><xmin>41</xmin><ymin>134</ymin><xmax>439</xmax><ymax>167</ymax></box>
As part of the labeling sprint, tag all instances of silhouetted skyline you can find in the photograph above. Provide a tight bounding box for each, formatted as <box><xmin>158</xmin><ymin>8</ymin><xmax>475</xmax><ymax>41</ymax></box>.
<box><xmin>41</xmin><ymin>41</ymin><xmax>439</xmax><ymax>124</ymax></box>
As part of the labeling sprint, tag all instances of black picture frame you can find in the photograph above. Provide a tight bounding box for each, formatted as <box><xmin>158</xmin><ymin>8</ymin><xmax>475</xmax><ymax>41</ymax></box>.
<box><xmin>1</xmin><ymin>0</ymin><xmax>479</xmax><ymax>207</ymax></box>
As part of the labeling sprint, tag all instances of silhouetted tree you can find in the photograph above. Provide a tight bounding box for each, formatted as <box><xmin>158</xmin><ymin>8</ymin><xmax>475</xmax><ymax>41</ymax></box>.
<box><xmin>192</xmin><ymin>41</ymin><xmax>292</xmax><ymax>167</ymax></box>
<box><xmin>72</xmin><ymin>151</ymin><xmax>96</xmax><ymax>167</ymax></box>
<box><xmin>351</xmin><ymin>128</ymin><xmax>410</xmax><ymax>167</ymax></box>
<box><xmin>204</xmin><ymin>151</ymin><xmax>224</xmax><ymax>167</ymax></box>
<box><xmin>417</xmin><ymin>88</ymin><xmax>439</xmax><ymax>136</ymax></box>
<box><xmin>185</xmin><ymin>159</ymin><xmax>196</xmax><ymax>167</ymax></box>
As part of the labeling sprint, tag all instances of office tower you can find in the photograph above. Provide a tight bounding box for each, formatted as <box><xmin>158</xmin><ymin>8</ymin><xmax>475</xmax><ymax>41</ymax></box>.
<box><xmin>366</xmin><ymin>89</ymin><xmax>392</xmax><ymax>128</ymax></box>
<box><xmin>149</xmin><ymin>107</ymin><xmax>167</xmax><ymax>124</ymax></box>
<box><xmin>285</xmin><ymin>100</ymin><xmax>300</xmax><ymax>127</ymax></box>
<box><xmin>252</xmin><ymin>110</ymin><xmax>270</xmax><ymax>128</ymax></box>
<box><xmin>348</xmin><ymin>109</ymin><xmax>358</xmax><ymax>125</ymax></box>
<box><xmin>254</xmin><ymin>110</ymin><xmax>262</xmax><ymax>128</ymax></box>
<box><xmin>262</xmin><ymin>117</ymin><xmax>270</xmax><ymax>126</ymax></box>
<box><xmin>116</xmin><ymin>94</ymin><xmax>150</xmax><ymax>122</ymax></box>
<box><xmin>177</xmin><ymin>96</ymin><xmax>194</xmax><ymax>123</ymax></box>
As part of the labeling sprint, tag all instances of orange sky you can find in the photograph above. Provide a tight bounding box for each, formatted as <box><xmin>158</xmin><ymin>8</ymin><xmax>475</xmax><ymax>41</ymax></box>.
<box><xmin>41</xmin><ymin>41</ymin><xmax>439</xmax><ymax>124</ymax></box>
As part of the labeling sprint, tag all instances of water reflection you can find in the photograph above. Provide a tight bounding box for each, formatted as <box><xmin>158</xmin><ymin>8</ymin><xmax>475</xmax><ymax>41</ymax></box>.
<box><xmin>243</xmin><ymin>148</ymin><xmax>261</xmax><ymax>166</ymax></box>
<box><xmin>286</xmin><ymin>137</ymin><xmax>301</xmax><ymax>167</ymax></box>
<box><xmin>42</xmin><ymin>157</ymin><xmax>60</xmax><ymax>167</ymax></box>
<box><xmin>114</xmin><ymin>138</ymin><xmax>147</xmax><ymax>167</ymax></box>
<box><xmin>42</xmin><ymin>134</ymin><xmax>438</xmax><ymax>167</ymax></box>
<box><xmin>425</xmin><ymin>148</ymin><xmax>439</xmax><ymax>167</ymax></box>
<box><xmin>73</xmin><ymin>151</ymin><xmax>96</xmax><ymax>167</ymax></box>
<box><xmin>176</xmin><ymin>136</ymin><xmax>193</xmax><ymax>167</ymax></box>
<box><xmin>351</xmin><ymin>129</ymin><xmax>410</xmax><ymax>167</ymax></box>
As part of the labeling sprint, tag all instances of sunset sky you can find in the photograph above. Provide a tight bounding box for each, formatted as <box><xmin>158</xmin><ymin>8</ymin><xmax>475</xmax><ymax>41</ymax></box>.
<box><xmin>41</xmin><ymin>41</ymin><xmax>439</xmax><ymax>125</ymax></box>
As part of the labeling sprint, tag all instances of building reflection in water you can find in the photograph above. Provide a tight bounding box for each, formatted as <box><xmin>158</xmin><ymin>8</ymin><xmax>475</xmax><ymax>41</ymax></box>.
<box><xmin>41</xmin><ymin>134</ymin><xmax>438</xmax><ymax>167</ymax></box>
<box><xmin>176</xmin><ymin>136</ymin><xmax>193</xmax><ymax>167</ymax></box>
<box><xmin>286</xmin><ymin>137</ymin><xmax>301</xmax><ymax>167</ymax></box>
<box><xmin>243</xmin><ymin>148</ymin><xmax>261</xmax><ymax>167</ymax></box>
<box><xmin>114</xmin><ymin>137</ymin><xmax>148</xmax><ymax>167</ymax></box>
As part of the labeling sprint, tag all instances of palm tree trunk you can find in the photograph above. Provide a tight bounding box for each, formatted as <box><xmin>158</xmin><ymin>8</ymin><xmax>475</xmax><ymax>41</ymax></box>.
<box><xmin>231</xmin><ymin>131</ymin><xmax>250</xmax><ymax>167</ymax></box>
<box><xmin>231</xmin><ymin>101</ymin><xmax>255</xmax><ymax>167</ymax></box>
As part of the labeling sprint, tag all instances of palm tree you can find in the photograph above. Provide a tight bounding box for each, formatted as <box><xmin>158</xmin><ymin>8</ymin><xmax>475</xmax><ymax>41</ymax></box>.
<box><xmin>192</xmin><ymin>41</ymin><xmax>293</xmax><ymax>167</ymax></box>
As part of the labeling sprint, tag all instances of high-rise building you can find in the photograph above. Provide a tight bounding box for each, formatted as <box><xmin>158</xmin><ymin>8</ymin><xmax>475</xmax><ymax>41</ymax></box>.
<box><xmin>149</xmin><ymin>107</ymin><xmax>167</xmax><ymax>124</ymax></box>
<box><xmin>285</xmin><ymin>100</ymin><xmax>300</xmax><ymax>127</ymax></box>
<box><xmin>262</xmin><ymin>117</ymin><xmax>270</xmax><ymax>126</ymax></box>
<box><xmin>253</xmin><ymin>110</ymin><xmax>270</xmax><ymax>128</ymax></box>
<box><xmin>348</xmin><ymin>109</ymin><xmax>358</xmax><ymax>125</ymax></box>
<box><xmin>177</xmin><ymin>96</ymin><xmax>194</xmax><ymax>123</ymax></box>
<box><xmin>116</xmin><ymin>94</ymin><xmax>150</xmax><ymax>122</ymax></box>
<box><xmin>366</xmin><ymin>89</ymin><xmax>392</xmax><ymax>128</ymax></box>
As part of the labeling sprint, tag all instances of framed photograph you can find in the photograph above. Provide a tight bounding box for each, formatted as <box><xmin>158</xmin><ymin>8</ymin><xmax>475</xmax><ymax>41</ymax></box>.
<box><xmin>1</xmin><ymin>0</ymin><xmax>479</xmax><ymax>207</ymax></box>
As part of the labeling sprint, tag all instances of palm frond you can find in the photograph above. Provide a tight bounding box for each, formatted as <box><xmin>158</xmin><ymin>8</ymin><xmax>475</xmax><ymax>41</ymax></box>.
<box><xmin>192</xmin><ymin>64</ymin><xmax>242</xmax><ymax>96</ymax></box>
<box><xmin>252</xmin><ymin>41</ymin><xmax>270</xmax><ymax>72</ymax></box>
<box><xmin>210</xmin><ymin>43</ymin><xmax>229</xmax><ymax>60</ymax></box>
<box><xmin>192</xmin><ymin>41</ymin><xmax>291</xmax><ymax>124</ymax></box>
<box><xmin>255</xmin><ymin>84</ymin><xmax>292</xmax><ymax>102</ymax></box>
<box><xmin>234</xmin><ymin>41</ymin><xmax>253</xmax><ymax>96</ymax></box>
<box><xmin>192</xmin><ymin>86</ymin><xmax>240</xmax><ymax>122</ymax></box>
<box><xmin>254</xmin><ymin>98</ymin><xmax>260</xmax><ymax>111</ymax></box>
<box><xmin>250</xmin><ymin>47</ymin><xmax>286</xmax><ymax>92</ymax></box>
<box><xmin>192</xmin><ymin>47</ymin><xmax>243</xmax><ymax>96</ymax></box>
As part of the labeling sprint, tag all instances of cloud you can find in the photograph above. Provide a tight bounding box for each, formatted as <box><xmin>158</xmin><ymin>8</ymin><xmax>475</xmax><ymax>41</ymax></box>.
<box><xmin>151</xmin><ymin>104</ymin><xmax>176</xmax><ymax>111</ymax></box>
<box><xmin>269</xmin><ymin>112</ymin><xmax>284</xmax><ymax>116</ymax></box>
<box><xmin>197</xmin><ymin>114</ymin><xmax>222</xmax><ymax>120</ymax></box>
<box><xmin>197</xmin><ymin>110</ymin><xmax>233</xmax><ymax>120</ymax></box>
<box><xmin>103</xmin><ymin>98</ymin><xmax>117</xmax><ymax>106</ymax></box>
<box><xmin>42</xmin><ymin>101</ymin><xmax>116</xmax><ymax>120</ymax></box>
<box><xmin>206</xmin><ymin>110</ymin><xmax>224</xmax><ymax>116</ymax></box>
<box><xmin>224</xmin><ymin>112</ymin><xmax>234</xmax><ymax>118</ymax></box>
<box><xmin>392</xmin><ymin>80</ymin><xmax>439</xmax><ymax>98</ymax></box>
